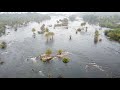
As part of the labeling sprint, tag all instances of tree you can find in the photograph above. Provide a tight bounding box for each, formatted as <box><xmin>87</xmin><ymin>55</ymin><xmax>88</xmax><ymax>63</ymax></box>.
<box><xmin>0</xmin><ymin>41</ymin><xmax>7</xmax><ymax>49</ymax></box>
<box><xmin>45</xmin><ymin>27</ymin><xmax>49</xmax><ymax>32</ymax></box>
<box><xmin>57</xmin><ymin>49</ymin><xmax>63</xmax><ymax>55</ymax></box>
<box><xmin>40</xmin><ymin>24</ymin><xmax>45</xmax><ymax>31</ymax></box>
<box><xmin>81</xmin><ymin>22</ymin><xmax>86</xmax><ymax>29</ymax></box>
<box><xmin>49</xmin><ymin>32</ymin><xmax>55</xmax><ymax>39</ymax></box>
<box><xmin>62</xmin><ymin>57</ymin><xmax>70</xmax><ymax>63</ymax></box>
<box><xmin>32</xmin><ymin>28</ymin><xmax>36</xmax><ymax>33</ymax></box>
<box><xmin>45</xmin><ymin>49</ymin><xmax>52</xmax><ymax>56</ymax></box>
<box><xmin>45</xmin><ymin>32</ymin><xmax>50</xmax><ymax>42</ymax></box>
<box><xmin>95</xmin><ymin>30</ymin><xmax>99</xmax><ymax>36</ymax></box>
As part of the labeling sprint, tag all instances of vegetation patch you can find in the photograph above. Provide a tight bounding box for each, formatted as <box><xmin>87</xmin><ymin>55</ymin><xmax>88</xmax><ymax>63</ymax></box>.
<box><xmin>0</xmin><ymin>41</ymin><xmax>7</xmax><ymax>49</ymax></box>
<box><xmin>104</xmin><ymin>28</ymin><xmax>120</xmax><ymax>42</ymax></box>
<box><xmin>62</xmin><ymin>57</ymin><xmax>70</xmax><ymax>63</ymax></box>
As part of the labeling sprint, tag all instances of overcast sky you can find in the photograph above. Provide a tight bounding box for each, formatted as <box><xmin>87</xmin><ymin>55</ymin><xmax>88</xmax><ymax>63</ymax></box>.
<box><xmin>0</xmin><ymin>12</ymin><xmax>80</xmax><ymax>14</ymax></box>
<box><xmin>0</xmin><ymin>12</ymin><xmax>120</xmax><ymax>15</ymax></box>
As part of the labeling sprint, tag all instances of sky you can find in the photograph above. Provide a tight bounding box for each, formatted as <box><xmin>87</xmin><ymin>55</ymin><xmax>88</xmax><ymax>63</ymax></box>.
<box><xmin>0</xmin><ymin>12</ymin><xmax>82</xmax><ymax>14</ymax></box>
<box><xmin>0</xmin><ymin>12</ymin><xmax>120</xmax><ymax>16</ymax></box>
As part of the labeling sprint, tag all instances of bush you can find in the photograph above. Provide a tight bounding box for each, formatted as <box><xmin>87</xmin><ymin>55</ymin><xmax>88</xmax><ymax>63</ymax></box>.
<box><xmin>45</xmin><ymin>28</ymin><xmax>49</xmax><ymax>32</ymax></box>
<box><xmin>0</xmin><ymin>41</ymin><xmax>7</xmax><ymax>49</ymax></box>
<box><xmin>62</xmin><ymin>57</ymin><xmax>70</xmax><ymax>63</ymax></box>
<box><xmin>104</xmin><ymin>28</ymin><xmax>120</xmax><ymax>41</ymax></box>
<box><xmin>45</xmin><ymin>49</ymin><xmax>52</xmax><ymax>56</ymax></box>
<box><xmin>95</xmin><ymin>30</ymin><xmax>99</xmax><ymax>36</ymax></box>
<box><xmin>57</xmin><ymin>49</ymin><xmax>63</xmax><ymax>55</ymax></box>
<box><xmin>32</xmin><ymin>28</ymin><xmax>36</xmax><ymax>32</ymax></box>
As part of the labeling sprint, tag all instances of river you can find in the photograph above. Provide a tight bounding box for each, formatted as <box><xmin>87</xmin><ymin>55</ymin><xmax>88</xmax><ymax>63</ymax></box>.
<box><xmin>0</xmin><ymin>15</ymin><xmax>120</xmax><ymax>78</ymax></box>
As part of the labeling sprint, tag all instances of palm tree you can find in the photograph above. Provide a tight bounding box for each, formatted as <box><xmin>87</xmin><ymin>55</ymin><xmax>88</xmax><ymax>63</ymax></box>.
<box><xmin>45</xmin><ymin>49</ymin><xmax>52</xmax><ymax>57</ymax></box>
<box><xmin>62</xmin><ymin>57</ymin><xmax>70</xmax><ymax>63</ymax></box>
<box><xmin>49</xmin><ymin>32</ymin><xmax>55</xmax><ymax>39</ymax></box>
<box><xmin>45</xmin><ymin>32</ymin><xmax>50</xmax><ymax>42</ymax></box>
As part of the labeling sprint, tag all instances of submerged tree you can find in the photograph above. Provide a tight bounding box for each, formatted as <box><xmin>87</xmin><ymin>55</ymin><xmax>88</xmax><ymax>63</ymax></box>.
<box><xmin>94</xmin><ymin>30</ymin><xmax>99</xmax><ymax>44</ymax></box>
<box><xmin>45</xmin><ymin>32</ymin><xmax>50</xmax><ymax>42</ymax></box>
<box><xmin>81</xmin><ymin>22</ymin><xmax>86</xmax><ymax>26</ymax></box>
<box><xmin>40</xmin><ymin>24</ymin><xmax>45</xmax><ymax>31</ymax></box>
<box><xmin>86</xmin><ymin>27</ymin><xmax>88</xmax><ymax>32</ymax></box>
<box><xmin>49</xmin><ymin>32</ymin><xmax>55</xmax><ymax>39</ymax></box>
<box><xmin>45</xmin><ymin>27</ymin><xmax>49</xmax><ymax>32</ymax></box>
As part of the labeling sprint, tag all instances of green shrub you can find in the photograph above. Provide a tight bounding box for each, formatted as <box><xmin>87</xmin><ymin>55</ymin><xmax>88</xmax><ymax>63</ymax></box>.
<box><xmin>104</xmin><ymin>28</ymin><xmax>120</xmax><ymax>41</ymax></box>
<box><xmin>45</xmin><ymin>49</ymin><xmax>52</xmax><ymax>56</ymax></box>
<box><xmin>62</xmin><ymin>57</ymin><xmax>70</xmax><ymax>63</ymax></box>
<box><xmin>57</xmin><ymin>49</ymin><xmax>63</xmax><ymax>55</ymax></box>
<box><xmin>0</xmin><ymin>41</ymin><xmax>7</xmax><ymax>49</ymax></box>
<box><xmin>32</xmin><ymin>28</ymin><xmax>36</xmax><ymax>33</ymax></box>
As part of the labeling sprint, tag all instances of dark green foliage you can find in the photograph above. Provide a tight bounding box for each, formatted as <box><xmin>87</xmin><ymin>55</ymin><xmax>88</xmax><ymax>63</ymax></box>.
<box><xmin>62</xmin><ymin>57</ymin><xmax>70</xmax><ymax>63</ymax></box>
<box><xmin>104</xmin><ymin>28</ymin><xmax>120</xmax><ymax>41</ymax></box>
<box><xmin>0</xmin><ymin>13</ymin><xmax>51</xmax><ymax>36</ymax></box>
<box><xmin>0</xmin><ymin>41</ymin><xmax>7</xmax><ymax>49</ymax></box>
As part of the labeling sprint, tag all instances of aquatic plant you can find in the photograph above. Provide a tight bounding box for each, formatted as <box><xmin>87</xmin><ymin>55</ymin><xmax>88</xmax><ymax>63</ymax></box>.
<box><xmin>62</xmin><ymin>57</ymin><xmax>70</xmax><ymax>63</ymax></box>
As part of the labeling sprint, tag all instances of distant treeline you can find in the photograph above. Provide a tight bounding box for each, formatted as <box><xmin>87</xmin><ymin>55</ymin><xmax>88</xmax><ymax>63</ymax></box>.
<box><xmin>82</xmin><ymin>14</ymin><xmax>120</xmax><ymax>42</ymax></box>
<box><xmin>0</xmin><ymin>13</ymin><xmax>51</xmax><ymax>36</ymax></box>
<box><xmin>82</xmin><ymin>14</ymin><xmax>120</xmax><ymax>28</ymax></box>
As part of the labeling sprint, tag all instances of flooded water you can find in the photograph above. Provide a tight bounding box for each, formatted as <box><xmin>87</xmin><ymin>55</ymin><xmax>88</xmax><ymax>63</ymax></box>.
<box><xmin>0</xmin><ymin>16</ymin><xmax>120</xmax><ymax>78</ymax></box>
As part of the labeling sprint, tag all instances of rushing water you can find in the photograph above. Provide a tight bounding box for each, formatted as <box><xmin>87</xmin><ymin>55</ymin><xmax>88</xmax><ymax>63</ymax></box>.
<box><xmin>0</xmin><ymin>16</ymin><xmax>120</xmax><ymax>78</ymax></box>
